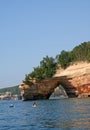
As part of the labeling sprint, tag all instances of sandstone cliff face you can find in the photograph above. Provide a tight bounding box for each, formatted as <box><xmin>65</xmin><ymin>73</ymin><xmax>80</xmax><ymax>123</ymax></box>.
<box><xmin>54</xmin><ymin>62</ymin><xmax>90</xmax><ymax>97</ymax></box>
<box><xmin>19</xmin><ymin>62</ymin><xmax>90</xmax><ymax>100</ymax></box>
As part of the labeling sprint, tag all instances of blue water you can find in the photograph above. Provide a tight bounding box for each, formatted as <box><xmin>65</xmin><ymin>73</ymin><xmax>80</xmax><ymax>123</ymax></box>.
<box><xmin>0</xmin><ymin>98</ymin><xmax>90</xmax><ymax>130</ymax></box>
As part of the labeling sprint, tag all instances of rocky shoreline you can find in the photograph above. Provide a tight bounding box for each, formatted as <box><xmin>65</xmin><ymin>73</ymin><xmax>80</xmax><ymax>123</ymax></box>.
<box><xmin>19</xmin><ymin>62</ymin><xmax>90</xmax><ymax>100</ymax></box>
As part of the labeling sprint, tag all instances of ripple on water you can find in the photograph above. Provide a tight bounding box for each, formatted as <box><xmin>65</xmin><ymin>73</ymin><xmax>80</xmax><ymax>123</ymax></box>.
<box><xmin>0</xmin><ymin>98</ymin><xmax>90</xmax><ymax>129</ymax></box>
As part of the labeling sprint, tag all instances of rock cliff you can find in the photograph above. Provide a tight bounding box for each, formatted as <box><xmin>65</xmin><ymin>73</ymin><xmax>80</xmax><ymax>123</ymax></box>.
<box><xmin>19</xmin><ymin>62</ymin><xmax>90</xmax><ymax>100</ymax></box>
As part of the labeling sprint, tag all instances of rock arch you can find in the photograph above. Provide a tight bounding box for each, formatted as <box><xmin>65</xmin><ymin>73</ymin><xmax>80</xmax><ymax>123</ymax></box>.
<box><xmin>19</xmin><ymin>76</ymin><xmax>78</xmax><ymax>100</ymax></box>
<box><xmin>19</xmin><ymin>62</ymin><xmax>90</xmax><ymax>100</ymax></box>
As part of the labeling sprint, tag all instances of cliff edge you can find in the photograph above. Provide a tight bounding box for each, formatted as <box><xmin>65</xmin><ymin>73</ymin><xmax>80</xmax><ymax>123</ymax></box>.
<box><xmin>19</xmin><ymin>62</ymin><xmax>90</xmax><ymax>100</ymax></box>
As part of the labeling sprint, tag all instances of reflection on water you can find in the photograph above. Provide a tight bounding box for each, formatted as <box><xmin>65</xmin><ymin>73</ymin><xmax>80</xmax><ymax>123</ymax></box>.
<box><xmin>37</xmin><ymin>98</ymin><xmax>90</xmax><ymax>129</ymax></box>
<box><xmin>0</xmin><ymin>98</ymin><xmax>90</xmax><ymax>129</ymax></box>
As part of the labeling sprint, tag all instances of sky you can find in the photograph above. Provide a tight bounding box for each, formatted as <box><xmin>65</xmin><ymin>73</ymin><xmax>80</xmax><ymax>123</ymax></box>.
<box><xmin>0</xmin><ymin>0</ymin><xmax>90</xmax><ymax>88</ymax></box>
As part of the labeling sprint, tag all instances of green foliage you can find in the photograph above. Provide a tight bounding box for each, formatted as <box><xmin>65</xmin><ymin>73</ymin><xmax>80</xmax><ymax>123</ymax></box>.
<box><xmin>0</xmin><ymin>85</ymin><xmax>20</xmax><ymax>95</ymax></box>
<box><xmin>25</xmin><ymin>67</ymin><xmax>44</xmax><ymax>82</ymax></box>
<box><xmin>56</xmin><ymin>50</ymin><xmax>72</xmax><ymax>69</ymax></box>
<box><xmin>25</xmin><ymin>55</ymin><xmax>56</xmax><ymax>82</ymax></box>
<box><xmin>25</xmin><ymin>41</ymin><xmax>90</xmax><ymax>83</ymax></box>
<box><xmin>24</xmin><ymin>74</ymin><xmax>34</xmax><ymax>86</ymax></box>
<box><xmin>72</xmin><ymin>42</ymin><xmax>90</xmax><ymax>62</ymax></box>
<box><xmin>40</xmin><ymin>56</ymin><xmax>56</xmax><ymax>78</ymax></box>
<box><xmin>56</xmin><ymin>41</ymin><xmax>90</xmax><ymax>68</ymax></box>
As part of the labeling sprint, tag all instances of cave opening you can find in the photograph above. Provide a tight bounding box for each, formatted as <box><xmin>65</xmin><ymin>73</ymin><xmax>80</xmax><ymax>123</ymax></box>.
<box><xmin>49</xmin><ymin>84</ymin><xmax>68</xmax><ymax>99</ymax></box>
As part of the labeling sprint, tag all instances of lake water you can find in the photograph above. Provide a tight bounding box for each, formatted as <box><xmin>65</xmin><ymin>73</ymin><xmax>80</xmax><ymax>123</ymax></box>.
<box><xmin>0</xmin><ymin>98</ymin><xmax>90</xmax><ymax>130</ymax></box>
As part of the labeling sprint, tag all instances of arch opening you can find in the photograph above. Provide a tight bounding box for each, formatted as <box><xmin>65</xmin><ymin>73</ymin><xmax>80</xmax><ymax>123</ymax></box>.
<box><xmin>49</xmin><ymin>84</ymin><xmax>68</xmax><ymax>99</ymax></box>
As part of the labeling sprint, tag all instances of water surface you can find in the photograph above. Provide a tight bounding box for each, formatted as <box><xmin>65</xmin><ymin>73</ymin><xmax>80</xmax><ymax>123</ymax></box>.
<box><xmin>0</xmin><ymin>98</ymin><xmax>90</xmax><ymax>130</ymax></box>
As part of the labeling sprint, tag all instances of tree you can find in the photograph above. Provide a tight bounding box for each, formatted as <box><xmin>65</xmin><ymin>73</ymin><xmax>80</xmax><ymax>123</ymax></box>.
<box><xmin>56</xmin><ymin>50</ymin><xmax>71</xmax><ymax>69</ymax></box>
<box><xmin>40</xmin><ymin>55</ymin><xmax>56</xmax><ymax>78</ymax></box>
<box><xmin>24</xmin><ymin>41</ymin><xmax>90</xmax><ymax>84</ymax></box>
<box><xmin>26</xmin><ymin>56</ymin><xmax>56</xmax><ymax>82</ymax></box>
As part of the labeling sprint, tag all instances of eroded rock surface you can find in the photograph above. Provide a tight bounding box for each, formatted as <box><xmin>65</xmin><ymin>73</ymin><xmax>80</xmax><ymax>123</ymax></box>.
<box><xmin>19</xmin><ymin>62</ymin><xmax>90</xmax><ymax>100</ymax></box>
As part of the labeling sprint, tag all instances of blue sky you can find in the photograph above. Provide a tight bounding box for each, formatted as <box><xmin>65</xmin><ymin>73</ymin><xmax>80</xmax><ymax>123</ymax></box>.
<box><xmin>0</xmin><ymin>0</ymin><xmax>90</xmax><ymax>88</ymax></box>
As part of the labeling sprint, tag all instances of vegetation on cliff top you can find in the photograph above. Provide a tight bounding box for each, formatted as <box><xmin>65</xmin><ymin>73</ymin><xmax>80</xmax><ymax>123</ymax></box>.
<box><xmin>24</xmin><ymin>41</ymin><xmax>90</xmax><ymax>84</ymax></box>
<box><xmin>56</xmin><ymin>41</ymin><xmax>90</xmax><ymax>69</ymax></box>
<box><xmin>25</xmin><ymin>56</ymin><xmax>56</xmax><ymax>83</ymax></box>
